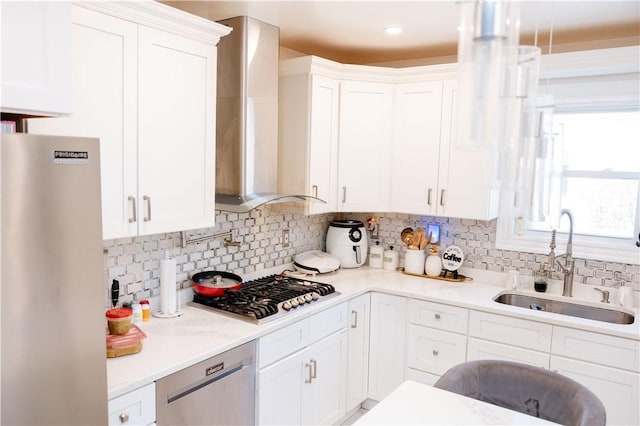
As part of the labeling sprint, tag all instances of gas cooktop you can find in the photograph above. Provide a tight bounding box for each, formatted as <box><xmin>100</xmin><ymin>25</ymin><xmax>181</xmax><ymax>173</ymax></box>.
<box><xmin>189</xmin><ymin>274</ymin><xmax>339</xmax><ymax>324</ymax></box>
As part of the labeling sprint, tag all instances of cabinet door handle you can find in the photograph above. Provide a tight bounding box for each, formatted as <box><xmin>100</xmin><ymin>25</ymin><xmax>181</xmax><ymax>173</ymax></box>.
<box><xmin>432</xmin><ymin>349</ymin><xmax>439</xmax><ymax>356</ymax></box>
<box><xmin>440</xmin><ymin>189</ymin><xmax>446</xmax><ymax>207</ymax></box>
<box><xmin>312</xmin><ymin>185</ymin><xmax>318</xmax><ymax>198</ymax></box>
<box><xmin>310</xmin><ymin>359</ymin><xmax>317</xmax><ymax>379</ymax></box>
<box><xmin>427</xmin><ymin>188</ymin><xmax>433</xmax><ymax>206</ymax></box>
<box><xmin>342</xmin><ymin>186</ymin><xmax>347</xmax><ymax>203</ymax></box>
<box><xmin>434</xmin><ymin>313</ymin><xmax>441</xmax><ymax>320</ymax></box>
<box><xmin>351</xmin><ymin>310</ymin><xmax>358</xmax><ymax>328</ymax></box>
<box><xmin>143</xmin><ymin>195</ymin><xmax>151</xmax><ymax>222</ymax></box>
<box><xmin>119</xmin><ymin>412</ymin><xmax>130</xmax><ymax>423</ymax></box>
<box><xmin>128</xmin><ymin>196</ymin><xmax>137</xmax><ymax>223</ymax></box>
<box><xmin>305</xmin><ymin>362</ymin><xmax>313</xmax><ymax>383</ymax></box>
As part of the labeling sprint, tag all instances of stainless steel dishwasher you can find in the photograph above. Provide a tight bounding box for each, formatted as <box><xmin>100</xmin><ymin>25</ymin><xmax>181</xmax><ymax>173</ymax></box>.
<box><xmin>156</xmin><ymin>341</ymin><xmax>256</xmax><ymax>425</ymax></box>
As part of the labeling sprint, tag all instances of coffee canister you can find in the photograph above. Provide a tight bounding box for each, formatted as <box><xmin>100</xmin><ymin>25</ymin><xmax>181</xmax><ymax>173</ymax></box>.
<box><xmin>369</xmin><ymin>241</ymin><xmax>384</xmax><ymax>268</ymax></box>
<box><xmin>383</xmin><ymin>246</ymin><xmax>398</xmax><ymax>271</ymax></box>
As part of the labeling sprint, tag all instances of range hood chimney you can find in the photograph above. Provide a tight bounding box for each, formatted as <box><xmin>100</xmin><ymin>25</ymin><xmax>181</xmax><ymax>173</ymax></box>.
<box><xmin>215</xmin><ymin>16</ymin><xmax>322</xmax><ymax>213</ymax></box>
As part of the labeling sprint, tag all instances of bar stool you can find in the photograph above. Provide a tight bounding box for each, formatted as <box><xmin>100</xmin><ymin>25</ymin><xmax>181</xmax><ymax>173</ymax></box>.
<box><xmin>434</xmin><ymin>360</ymin><xmax>606</xmax><ymax>426</ymax></box>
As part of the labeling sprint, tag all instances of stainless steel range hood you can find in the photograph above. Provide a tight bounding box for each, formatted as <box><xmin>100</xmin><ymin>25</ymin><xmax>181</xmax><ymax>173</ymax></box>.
<box><xmin>215</xmin><ymin>16</ymin><xmax>323</xmax><ymax>213</ymax></box>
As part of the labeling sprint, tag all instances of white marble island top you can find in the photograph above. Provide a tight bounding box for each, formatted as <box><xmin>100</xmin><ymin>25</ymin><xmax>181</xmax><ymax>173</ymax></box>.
<box><xmin>107</xmin><ymin>266</ymin><xmax>639</xmax><ymax>399</ymax></box>
<box><xmin>354</xmin><ymin>381</ymin><xmax>557</xmax><ymax>425</ymax></box>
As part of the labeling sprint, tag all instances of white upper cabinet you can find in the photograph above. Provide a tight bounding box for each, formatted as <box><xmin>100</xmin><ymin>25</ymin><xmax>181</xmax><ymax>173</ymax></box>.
<box><xmin>278</xmin><ymin>56</ymin><xmax>498</xmax><ymax>219</ymax></box>
<box><xmin>438</xmin><ymin>81</ymin><xmax>500</xmax><ymax>220</ymax></box>
<box><xmin>27</xmin><ymin>2</ymin><xmax>229</xmax><ymax>239</ymax></box>
<box><xmin>338</xmin><ymin>80</ymin><xmax>393</xmax><ymax>212</ymax></box>
<box><xmin>137</xmin><ymin>26</ymin><xmax>217</xmax><ymax>235</ymax></box>
<box><xmin>390</xmin><ymin>81</ymin><xmax>444</xmax><ymax>215</ymax></box>
<box><xmin>278</xmin><ymin>72</ymin><xmax>340</xmax><ymax>214</ymax></box>
<box><xmin>1</xmin><ymin>1</ymin><xmax>72</xmax><ymax>115</ymax></box>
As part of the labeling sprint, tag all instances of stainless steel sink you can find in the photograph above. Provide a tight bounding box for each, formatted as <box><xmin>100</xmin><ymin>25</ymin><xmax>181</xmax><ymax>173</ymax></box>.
<box><xmin>494</xmin><ymin>293</ymin><xmax>635</xmax><ymax>325</ymax></box>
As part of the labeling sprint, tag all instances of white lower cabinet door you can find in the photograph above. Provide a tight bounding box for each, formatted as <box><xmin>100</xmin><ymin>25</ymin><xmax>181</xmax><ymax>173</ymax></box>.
<box><xmin>257</xmin><ymin>349</ymin><xmax>307</xmax><ymax>425</ymax></box>
<box><xmin>368</xmin><ymin>293</ymin><xmax>407</xmax><ymax>401</ymax></box>
<box><xmin>302</xmin><ymin>330</ymin><xmax>348</xmax><ymax>425</ymax></box>
<box><xmin>550</xmin><ymin>356</ymin><xmax>640</xmax><ymax>426</ymax></box>
<box><xmin>346</xmin><ymin>293</ymin><xmax>371</xmax><ymax>412</ymax></box>
<box><xmin>407</xmin><ymin>325</ymin><xmax>467</xmax><ymax>376</ymax></box>
<box><xmin>467</xmin><ymin>338</ymin><xmax>550</xmax><ymax>369</ymax></box>
<box><xmin>257</xmin><ymin>330</ymin><xmax>347</xmax><ymax>426</ymax></box>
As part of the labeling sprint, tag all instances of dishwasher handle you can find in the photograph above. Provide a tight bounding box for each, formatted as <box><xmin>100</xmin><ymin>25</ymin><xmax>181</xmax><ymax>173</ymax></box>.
<box><xmin>166</xmin><ymin>361</ymin><xmax>246</xmax><ymax>404</ymax></box>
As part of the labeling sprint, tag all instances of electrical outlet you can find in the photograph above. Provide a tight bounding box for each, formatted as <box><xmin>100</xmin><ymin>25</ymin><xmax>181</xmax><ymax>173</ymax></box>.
<box><xmin>282</xmin><ymin>229</ymin><xmax>290</xmax><ymax>248</ymax></box>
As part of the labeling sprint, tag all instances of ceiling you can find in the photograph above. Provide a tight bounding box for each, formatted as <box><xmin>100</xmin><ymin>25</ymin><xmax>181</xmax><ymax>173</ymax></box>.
<box><xmin>163</xmin><ymin>1</ymin><xmax>640</xmax><ymax>64</ymax></box>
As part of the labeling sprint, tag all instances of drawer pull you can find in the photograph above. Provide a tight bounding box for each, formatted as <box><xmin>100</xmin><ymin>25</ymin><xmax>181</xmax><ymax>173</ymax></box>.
<box><xmin>432</xmin><ymin>349</ymin><xmax>439</xmax><ymax>356</ymax></box>
<box><xmin>305</xmin><ymin>362</ymin><xmax>313</xmax><ymax>383</ymax></box>
<box><xmin>119</xmin><ymin>412</ymin><xmax>129</xmax><ymax>423</ymax></box>
<box><xmin>351</xmin><ymin>310</ymin><xmax>358</xmax><ymax>328</ymax></box>
<box><xmin>434</xmin><ymin>313</ymin><xmax>441</xmax><ymax>320</ymax></box>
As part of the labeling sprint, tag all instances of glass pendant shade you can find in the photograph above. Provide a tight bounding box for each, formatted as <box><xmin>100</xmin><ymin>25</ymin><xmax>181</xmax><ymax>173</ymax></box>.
<box><xmin>456</xmin><ymin>0</ymin><xmax>521</xmax><ymax>152</ymax></box>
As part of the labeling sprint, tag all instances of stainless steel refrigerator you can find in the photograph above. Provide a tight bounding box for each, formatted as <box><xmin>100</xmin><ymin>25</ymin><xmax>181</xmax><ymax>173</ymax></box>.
<box><xmin>1</xmin><ymin>133</ymin><xmax>107</xmax><ymax>424</ymax></box>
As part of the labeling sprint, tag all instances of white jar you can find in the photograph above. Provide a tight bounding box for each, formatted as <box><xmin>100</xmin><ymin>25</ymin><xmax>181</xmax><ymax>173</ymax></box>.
<box><xmin>404</xmin><ymin>249</ymin><xmax>426</xmax><ymax>275</ymax></box>
<box><xmin>132</xmin><ymin>303</ymin><xmax>142</xmax><ymax>324</ymax></box>
<box><xmin>425</xmin><ymin>246</ymin><xmax>443</xmax><ymax>277</ymax></box>
<box><xmin>369</xmin><ymin>241</ymin><xmax>384</xmax><ymax>269</ymax></box>
<box><xmin>383</xmin><ymin>246</ymin><xmax>399</xmax><ymax>271</ymax></box>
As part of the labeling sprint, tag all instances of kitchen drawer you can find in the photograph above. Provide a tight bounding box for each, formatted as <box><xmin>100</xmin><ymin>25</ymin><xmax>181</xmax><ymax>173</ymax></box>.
<box><xmin>308</xmin><ymin>302</ymin><xmax>348</xmax><ymax>344</ymax></box>
<box><xmin>406</xmin><ymin>367</ymin><xmax>440</xmax><ymax>386</ymax></box>
<box><xmin>408</xmin><ymin>299</ymin><xmax>468</xmax><ymax>334</ymax></box>
<box><xmin>108</xmin><ymin>382</ymin><xmax>155</xmax><ymax>426</ymax></box>
<box><xmin>259</xmin><ymin>320</ymin><xmax>309</xmax><ymax>368</ymax></box>
<box><xmin>467</xmin><ymin>338</ymin><xmax>550</xmax><ymax>369</ymax></box>
<box><xmin>407</xmin><ymin>324</ymin><xmax>467</xmax><ymax>376</ymax></box>
<box><xmin>552</xmin><ymin>326</ymin><xmax>640</xmax><ymax>372</ymax></box>
<box><xmin>469</xmin><ymin>311</ymin><xmax>552</xmax><ymax>352</ymax></box>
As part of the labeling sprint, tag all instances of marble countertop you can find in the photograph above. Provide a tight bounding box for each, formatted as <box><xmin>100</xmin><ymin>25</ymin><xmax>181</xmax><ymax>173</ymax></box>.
<box><xmin>107</xmin><ymin>265</ymin><xmax>639</xmax><ymax>399</ymax></box>
<box><xmin>353</xmin><ymin>380</ymin><xmax>557</xmax><ymax>425</ymax></box>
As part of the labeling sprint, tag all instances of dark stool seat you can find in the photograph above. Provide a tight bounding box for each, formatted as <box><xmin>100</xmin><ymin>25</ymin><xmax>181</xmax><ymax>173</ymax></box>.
<box><xmin>434</xmin><ymin>360</ymin><xmax>606</xmax><ymax>426</ymax></box>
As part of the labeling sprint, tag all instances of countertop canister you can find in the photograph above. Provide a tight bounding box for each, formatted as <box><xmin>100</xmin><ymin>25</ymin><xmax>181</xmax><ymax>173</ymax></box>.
<box><xmin>383</xmin><ymin>246</ymin><xmax>398</xmax><ymax>271</ymax></box>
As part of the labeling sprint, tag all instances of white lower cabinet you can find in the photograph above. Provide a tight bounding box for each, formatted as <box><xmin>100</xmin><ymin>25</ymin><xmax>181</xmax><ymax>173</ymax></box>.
<box><xmin>466</xmin><ymin>338</ymin><xmax>550</xmax><ymax>369</ymax></box>
<box><xmin>108</xmin><ymin>382</ymin><xmax>155</xmax><ymax>426</ymax></box>
<box><xmin>368</xmin><ymin>293</ymin><xmax>407</xmax><ymax>401</ymax></box>
<box><xmin>550</xmin><ymin>326</ymin><xmax>640</xmax><ymax>426</ymax></box>
<box><xmin>346</xmin><ymin>293</ymin><xmax>371</xmax><ymax>412</ymax></box>
<box><xmin>468</xmin><ymin>310</ymin><xmax>552</xmax><ymax>352</ymax></box>
<box><xmin>257</xmin><ymin>303</ymin><xmax>348</xmax><ymax>425</ymax></box>
<box><xmin>407</xmin><ymin>325</ymin><xmax>467</xmax><ymax>376</ymax></box>
<box><xmin>550</xmin><ymin>356</ymin><xmax>639</xmax><ymax>426</ymax></box>
<box><xmin>406</xmin><ymin>299</ymin><xmax>469</xmax><ymax>384</ymax></box>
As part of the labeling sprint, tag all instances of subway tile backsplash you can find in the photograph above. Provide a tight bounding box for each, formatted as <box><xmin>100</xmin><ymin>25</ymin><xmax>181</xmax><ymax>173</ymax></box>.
<box><xmin>103</xmin><ymin>208</ymin><xmax>639</xmax><ymax>307</ymax></box>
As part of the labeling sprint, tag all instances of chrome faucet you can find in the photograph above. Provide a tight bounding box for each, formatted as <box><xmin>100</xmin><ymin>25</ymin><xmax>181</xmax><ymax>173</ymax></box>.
<box><xmin>548</xmin><ymin>209</ymin><xmax>575</xmax><ymax>297</ymax></box>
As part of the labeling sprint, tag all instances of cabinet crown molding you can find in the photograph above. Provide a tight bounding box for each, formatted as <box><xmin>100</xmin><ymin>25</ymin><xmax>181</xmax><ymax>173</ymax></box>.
<box><xmin>280</xmin><ymin>55</ymin><xmax>457</xmax><ymax>82</ymax></box>
<box><xmin>74</xmin><ymin>0</ymin><xmax>231</xmax><ymax>44</ymax></box>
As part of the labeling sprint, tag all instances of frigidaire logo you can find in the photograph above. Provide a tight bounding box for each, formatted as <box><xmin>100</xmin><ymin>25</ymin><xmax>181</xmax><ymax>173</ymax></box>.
<box><xmin>54</xmin><ymin>151</ymin><xmax>88</xmax><ymax>159</ymax></box>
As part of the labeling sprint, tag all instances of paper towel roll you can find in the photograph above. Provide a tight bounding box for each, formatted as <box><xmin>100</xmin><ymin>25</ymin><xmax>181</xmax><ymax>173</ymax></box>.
<box><xmin>160</xmin><ymin>257</ymin><xmax>177</xmax><ymax>315</ymax></box>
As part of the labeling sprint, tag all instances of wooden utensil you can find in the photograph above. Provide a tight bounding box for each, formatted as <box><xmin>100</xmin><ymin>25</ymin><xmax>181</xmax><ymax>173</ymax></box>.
<box><xmin>401</xmin><ymin>227</ymin><xmax>414</xmax><ymax>246</ymax></box>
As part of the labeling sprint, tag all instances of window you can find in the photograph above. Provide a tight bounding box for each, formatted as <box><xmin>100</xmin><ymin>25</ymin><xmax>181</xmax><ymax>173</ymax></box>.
<box><xmin>552</xmin><ymin>110</ymin><xmax>639</xmax><ymax>239</ymax></box>
<box><xmin>496</xmin><ymin>47</ymin><xmax>640</xmax><ymax>265</ymax></box>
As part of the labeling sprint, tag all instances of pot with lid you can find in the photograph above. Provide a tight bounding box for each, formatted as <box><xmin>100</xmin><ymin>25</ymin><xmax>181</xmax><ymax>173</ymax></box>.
<box><xmin>326</xmin><ymin>220</ymin><xmax>368</xmax><ymax>268</ymax></box>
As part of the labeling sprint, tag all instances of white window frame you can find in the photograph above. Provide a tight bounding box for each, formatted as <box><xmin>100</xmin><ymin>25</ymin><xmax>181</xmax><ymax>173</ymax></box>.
<box><xmin>496</xmin><ymin>46</ymin><xmax>640</xmax><ymax>265</ymax></box>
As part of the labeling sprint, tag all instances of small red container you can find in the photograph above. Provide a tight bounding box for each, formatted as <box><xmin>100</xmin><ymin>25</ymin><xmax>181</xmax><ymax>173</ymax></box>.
<box><xmin>106</xmin><ymin>308</ymin><xmax>133</xmax><ymax>335</ymax></box>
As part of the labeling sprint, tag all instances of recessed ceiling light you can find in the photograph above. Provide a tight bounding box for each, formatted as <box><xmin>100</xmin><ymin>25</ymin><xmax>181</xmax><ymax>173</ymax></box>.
<box><xmin>385</xmin><ymin>27</ymin><xmax>403</xmax><ymax>35</ymax></box>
